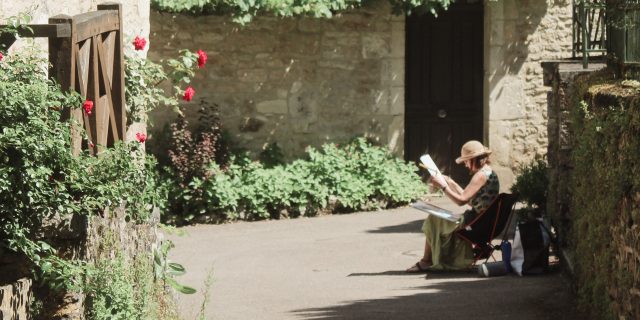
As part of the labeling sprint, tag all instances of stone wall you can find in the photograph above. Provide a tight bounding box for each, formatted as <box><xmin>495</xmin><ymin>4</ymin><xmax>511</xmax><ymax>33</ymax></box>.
<box><xmin>0</xmin><ymin>207</ymin><xmax>161</xmax><ymax>319</ymax></box>
<box><xmin>484</xmin><ymin>0</ymin><xmax>573</xmax><ymax>187</ymax></box>
<box><xmin>149</xmin><ymin>0</ymin><xmax>573</xmax><ymax>189</ymax></box>
<box><xmin>148</xmin><ymin>1</ymin><xmax>405</xmax><ymax>158</ymax></box>
<box><xmin>0</xmin><ymin>0</ymin><xmax>150</xmax><ymax>50</ymax></box>
<box><xmin>0</xmin><ymin>279</ymin><xmax>31</xmax><ymax>320</ymax></box>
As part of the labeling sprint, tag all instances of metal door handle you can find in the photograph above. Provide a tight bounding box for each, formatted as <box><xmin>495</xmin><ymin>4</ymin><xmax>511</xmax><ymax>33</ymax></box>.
<box><xmin>437</xmin><ymin>109</ymin><xmax>447</xmax><ymax>118</ymax></box>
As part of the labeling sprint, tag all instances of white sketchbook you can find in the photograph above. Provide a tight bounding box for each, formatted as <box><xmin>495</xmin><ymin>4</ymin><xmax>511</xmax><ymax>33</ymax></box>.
<box><xmin>410</xmin><ymin>201</ymin><xmax>461</xmax><ymax>222</ymax></box>
<box><xmin>419</xmin><ymin>154</ymin><xmax>448</xmax><ymax>188</ymax></box>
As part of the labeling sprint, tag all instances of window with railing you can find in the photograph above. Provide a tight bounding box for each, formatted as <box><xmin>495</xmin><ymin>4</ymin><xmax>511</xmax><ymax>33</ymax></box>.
<box><xmin>573</xmin><ymin>0</ymin><xmax>640</xmax><ymax>68</ymax></box>
<box><xmin>572</xmin><ymin>0</ymin><xmax>608</xmax><ymax>68</ymax></box>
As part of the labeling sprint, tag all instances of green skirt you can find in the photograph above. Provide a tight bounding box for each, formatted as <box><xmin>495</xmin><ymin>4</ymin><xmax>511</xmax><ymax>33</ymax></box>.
<box><xmin>421</xmin><ymin>211</ymin><xmax>475</xmax><ymax>270</ymax></box>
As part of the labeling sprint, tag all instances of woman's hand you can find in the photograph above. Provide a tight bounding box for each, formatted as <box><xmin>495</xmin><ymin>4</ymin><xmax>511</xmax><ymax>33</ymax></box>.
<box><xmin>430</xmin><ymin>174</ymin><xmax>448</xmax><ymax>189</ymax></box>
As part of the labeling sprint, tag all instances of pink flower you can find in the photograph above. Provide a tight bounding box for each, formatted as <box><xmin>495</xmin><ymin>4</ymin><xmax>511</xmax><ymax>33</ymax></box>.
<box><xmin>197</xmin><ymin>50</ymin><xmax>207</xmax><ymax>68</ymax></box>
<box><xmin>136</xmin><ymin>132</ymin><xmax>147</xmax><ymax>143</ymax></box>
<box><xmin>133</xmin><ymin>36</ymin><xmax>147</xmax><ymax>51</ymax></box>
<box><xmin>83</xmin><ymin>100</ymin><xmax>94</xmax><ymax>115</ymax></box>
<box><xmin>183</xmin><ymin>86</ymin><xmax>195</xmax><ymax>102</ymax></box>
<box><xmin>0</xmin><ymin>52</ymin><xmax>3</xmax><ymax>62</ymax></box>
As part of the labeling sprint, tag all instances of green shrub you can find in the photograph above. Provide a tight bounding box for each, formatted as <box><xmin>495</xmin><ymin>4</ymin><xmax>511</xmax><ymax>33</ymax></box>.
<box><xmin>510</xmin><ymin>157</ymin><xmax>548</xmax><ymax>213</ymax></box>
<box><xmin>259</xmin><ymin>142</ymin><xmax>285</xmax><ymax>168</ymax></box>
<box><xmin>0</xmin><ymin>51</ymin><xmax>165</xmax><ymax>299</ymax></box>
<box><xmin>163</xmin><ymin>137</ymin><xmax>427</xmax><ymax>223</ymax></box>
<box><xmin>567</xmin><ymin>78</ymin><xmax>640</xmax><ymax>320</ymax></box>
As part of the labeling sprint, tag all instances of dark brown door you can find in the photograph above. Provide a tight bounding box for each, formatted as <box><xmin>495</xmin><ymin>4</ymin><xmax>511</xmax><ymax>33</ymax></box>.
<box><xmin>405</xmin><ymin>3</ymin><xmax>484</xmax><ymax>185</ymax></box>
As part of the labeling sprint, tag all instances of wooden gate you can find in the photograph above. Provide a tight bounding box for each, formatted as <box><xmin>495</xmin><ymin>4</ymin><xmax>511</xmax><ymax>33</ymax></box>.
<box><xmin>1</xmin><ymin>3</ymin><xmax>126</xmax><ymax>156</ymax></box>
<box><xmin>405</xmin><ymin>3</ymin><xmax>484</xmax><ymax>185</ymax></box>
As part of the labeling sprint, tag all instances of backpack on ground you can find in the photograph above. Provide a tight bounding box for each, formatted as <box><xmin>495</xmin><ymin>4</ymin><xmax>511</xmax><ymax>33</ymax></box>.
<box><xmin>510</xmin><ymin>219</ymin><xmax>551</xmax><ymax>276</ymax></box>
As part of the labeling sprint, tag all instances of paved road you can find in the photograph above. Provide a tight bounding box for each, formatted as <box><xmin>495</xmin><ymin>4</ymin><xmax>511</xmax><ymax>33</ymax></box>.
<box><xmin>168</xmin><ymin>197</ymin><xmax>583</xmax><ymax>320</ymax></box>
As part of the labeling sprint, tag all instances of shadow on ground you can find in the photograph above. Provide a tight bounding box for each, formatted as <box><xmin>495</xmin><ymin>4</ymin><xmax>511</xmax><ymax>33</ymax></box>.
<box><xmin>291</xmin><ymin>270</ymin><xmax>583</xmax><ymax>320</ymax></box>
<box><xmin>366</xmin><ymin>219</ymin><xmax>424</xmax><ymax>234</ymax></box>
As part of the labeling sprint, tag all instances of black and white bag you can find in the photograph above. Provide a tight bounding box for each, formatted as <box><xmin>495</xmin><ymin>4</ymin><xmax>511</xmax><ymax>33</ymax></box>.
<box><xmin>510</xmin><ymin>219</ymin><xmax>551</xmax><ymax>276</ymax></box>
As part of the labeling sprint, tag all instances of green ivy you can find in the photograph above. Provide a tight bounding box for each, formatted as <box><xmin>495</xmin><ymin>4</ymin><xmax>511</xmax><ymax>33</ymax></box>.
<box><xmin>151</xmin><ymin>0</ymin><xmax>454</xmax><ymax>24</ymax></box>
<box><xmin>568</xmin><ymin>79</ymin><xmax>640</xmax><ymax>320</ymax></box>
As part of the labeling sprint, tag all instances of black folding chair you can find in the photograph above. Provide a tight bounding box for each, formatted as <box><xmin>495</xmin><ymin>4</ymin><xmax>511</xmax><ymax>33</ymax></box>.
<box><xmin>455</xmin><ymin>193</ymin><xmax>519</xmax><ymax>264</ymax></box>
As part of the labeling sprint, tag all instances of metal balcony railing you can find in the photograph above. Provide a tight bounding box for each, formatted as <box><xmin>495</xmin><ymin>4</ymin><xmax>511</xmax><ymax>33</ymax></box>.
<box><xmin>573</xmin><ymin>0</ymin><xmax>608</xmax><ymax>68</ymax></box>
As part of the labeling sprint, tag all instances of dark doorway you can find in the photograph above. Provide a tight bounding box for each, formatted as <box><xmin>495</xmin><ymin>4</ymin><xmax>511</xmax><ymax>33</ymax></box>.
<box><xmin>405</xmin><ymin>2</ymin><xmax>484</xmax><ymax>185</ymax></box>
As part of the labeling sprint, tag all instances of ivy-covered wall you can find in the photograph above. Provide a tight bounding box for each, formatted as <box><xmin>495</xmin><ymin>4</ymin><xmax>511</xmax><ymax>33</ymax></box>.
<box><xmin>544</xmin><ymin>62</ymin><xmax>640</xmax><ymax>319</ymax></box>
<box><xmin>570</xmin><ymin>79</ymin><xmax>640</xmax><ymax>320</ymax></box>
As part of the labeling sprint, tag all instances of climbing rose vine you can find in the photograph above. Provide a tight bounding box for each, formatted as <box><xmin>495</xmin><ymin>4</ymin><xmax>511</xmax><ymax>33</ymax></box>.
<box><xmin>133</xmin><ymin>36</ymin><xmax>147</xmax><ymax>51</ymax></box>
<box><xmin>183</xmin><ymin>86</ymin><xmax>195</xmax><ymax>102</ymax></box>
<box><xmin>136</xmin><ymin>132</ymin><xmax>147</xmax><ymax>143</ymax></box>
<box><xmin>83</xmin><ymin>100</ymin><xmax>94</xmax><ymax>115</ymax></box>
<box><xmin>197</xmin><ymin>50</ymin><xmax>207</xmax><ymax>68</ymax></box>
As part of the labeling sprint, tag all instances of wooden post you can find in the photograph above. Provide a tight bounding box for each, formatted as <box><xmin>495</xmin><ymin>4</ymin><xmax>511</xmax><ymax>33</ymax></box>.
<box><xmin>98</xmin><ymin>3</ymin><xmax>126</xmax><ymax>143</ymax></box>
<box><xmin>48</xmin><ymin>15</ymin><xmax>83</xmax><ymax>156</ymax></box>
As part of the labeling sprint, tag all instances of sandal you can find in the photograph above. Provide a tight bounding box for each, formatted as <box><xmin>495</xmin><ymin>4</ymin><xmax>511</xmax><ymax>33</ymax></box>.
<box><xmin>405</xmin><ymin>260</ymin><xmax>432</xmax><ymax>273</ymax></box>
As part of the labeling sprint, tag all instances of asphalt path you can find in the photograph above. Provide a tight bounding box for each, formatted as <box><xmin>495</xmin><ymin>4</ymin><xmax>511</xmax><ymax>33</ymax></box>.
<box><xmin>168</xmin><ymin>197</ymin><xmax>583</xmax><ymax>320</ymax></box>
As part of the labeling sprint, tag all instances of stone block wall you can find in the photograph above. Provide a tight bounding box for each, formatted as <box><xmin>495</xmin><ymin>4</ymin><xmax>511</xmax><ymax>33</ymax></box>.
<box><xmin>0</xmin><ymin>279</ymin><xmax>31</xmax><ymax>320</ymax></box>
<box><xmin>0</xmin><ymin>207</ymin><xmax>161</xmax><ymax>319</ymax></box>
<box><xmin>148</xmin><ymin>1</ymin><xmax>406</xmax><ymax>157</ymax></box>
<box><xmin>0</xmin><ymin>0</ymin><xmax>150</xmax><ymax>50</ymax></box>
<box><xmin>485</xmin><ymin>0</ymin><xmax>574</xmax><ymax>187</ymax></box>
<box><xmin>149</xmin><ymin>0</ymin><xmax>575</xmax><ymax>190</ymax></box>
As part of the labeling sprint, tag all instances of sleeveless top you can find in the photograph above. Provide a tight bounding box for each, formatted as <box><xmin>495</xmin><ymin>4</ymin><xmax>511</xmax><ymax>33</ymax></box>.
<box><xmin>469</xmin><ymin>166</ymin><xmax>500</xmax><ymax>213</ymax></box>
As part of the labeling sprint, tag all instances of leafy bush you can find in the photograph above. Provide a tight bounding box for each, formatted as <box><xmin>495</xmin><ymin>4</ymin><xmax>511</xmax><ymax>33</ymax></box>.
<box><xmin>0</xmin><ymin>51</ymin><xmax>164</xmax><ymax>297</ymax></box>
<box><xmin>163</xmin><ymin>137</ymin><xmax>427</xmax><ymax>223</ymax></box>
<box><xmin>259</xmin><ymin>142</ymin><xmax>285</xmax><ymax>168</ymax></box>
<box><xmin>166</xmin><ymin>105</ymin><xmax>227</xmax><ymax>185</ymax></box>
<box><xmin>510</xmin><ymin>157</ymin><xmax>549</xmax><ymax>213</ymax></box>
<box><xmin>83</xmin><ymin>241</ymin><xmax>181</xmax><ymax>320</ymax></box>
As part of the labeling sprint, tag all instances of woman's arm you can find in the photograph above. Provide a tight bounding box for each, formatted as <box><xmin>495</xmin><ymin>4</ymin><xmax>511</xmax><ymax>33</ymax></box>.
<box><xmin>442</xmin><ymin>172</ymin><xmax>487</xmax><ymax>206</ymax></box>
<box><xmin>444</xmin><ymin>176</ymin><xmax>464</xmax><ymax>194</ymax></box>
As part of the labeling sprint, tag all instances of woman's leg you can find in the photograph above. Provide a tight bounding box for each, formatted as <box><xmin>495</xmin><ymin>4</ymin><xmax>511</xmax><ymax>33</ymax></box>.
<box><xmin>406</xmin><ymin>239</ymin><xmax>433</xmax><ymax>272</ymax></box>
<box><xmin>422</xmin><ymin>239</ymin><xmax>433</xmax><ymax>264</ymax></box>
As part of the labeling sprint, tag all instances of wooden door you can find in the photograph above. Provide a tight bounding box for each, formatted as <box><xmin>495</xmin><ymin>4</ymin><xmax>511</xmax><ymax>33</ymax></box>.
<box><xmin>405</xmin><ymin>3</ymin><xmax>484</xmax><ymax>185</ymax></box>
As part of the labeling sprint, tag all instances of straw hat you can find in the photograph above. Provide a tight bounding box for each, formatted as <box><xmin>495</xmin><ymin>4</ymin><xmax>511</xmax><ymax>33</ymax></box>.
<box><xmin>455</xmin><ymin>140</ymin><xmax>492</xmax><ymax>164</ymax></box>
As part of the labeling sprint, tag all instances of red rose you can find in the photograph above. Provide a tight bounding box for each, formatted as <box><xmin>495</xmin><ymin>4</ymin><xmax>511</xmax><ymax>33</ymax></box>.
<box><xmin>197</xmin><ymin>50</ymin><xmax>207</xmax><ymax>68</ymax></box>
<box><xmin>183</xmin><ymin>86</ymin><xmax>195</xmax><ymax>102</ymax></box>
<box><xmin>133</xmin><ymin>36</ymin><xmax>147</xmax><ymax>51</ymax></box>
<box><xmin>83</xmin><ymin>100</ymin><xmax>94</xmax><ymax>115</ymax></box>
<box><xmin>89</xmin><ymin>141</ymin><xmax>95</xmax><ymax>148</ymax></box>
<box><xmin>0</xmin><ymin>52</ymin><xmax>3</xmax><ymax>62</ymax></box>
<box><xmin>136</xmin><ymin>132</ymin><xmax>147</xmax><ymax>143</ymax></box>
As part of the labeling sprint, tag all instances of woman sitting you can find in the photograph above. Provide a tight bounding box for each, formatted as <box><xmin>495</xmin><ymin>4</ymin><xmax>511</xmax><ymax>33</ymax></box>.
<box><xmin>406</xmin><ymin>140</ymin><xmax>500</xmax><ymax>272</ymax></box>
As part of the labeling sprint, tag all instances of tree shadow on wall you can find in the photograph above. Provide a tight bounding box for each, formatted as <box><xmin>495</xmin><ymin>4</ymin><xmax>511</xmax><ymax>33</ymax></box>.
<box><xmin>291</xmin><ymin>271</ymin><xmax>584</xmax><ymax>320</ymax></box>
<box><xmin>491</xmin><ymin>0</ymin><xmax>551</xmax><ymax>101</ymax></box>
